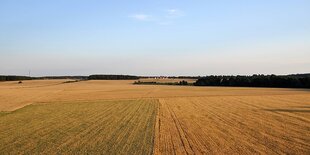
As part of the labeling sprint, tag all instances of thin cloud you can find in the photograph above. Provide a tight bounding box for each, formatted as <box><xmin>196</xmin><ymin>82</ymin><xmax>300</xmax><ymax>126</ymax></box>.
<box><xmin>129</xmin><ymin>14</ymin><xmax>152</xmax><ymax>21</ymax></box>
<box><xmin>129</xmin><ymin>9</ymin><xmax>184</xmax><ymax>25</ymax></box>
<box><xmin>166</xmin><ymin>9</ymin><xmax>184</xmax><ymax>18</ymax></box>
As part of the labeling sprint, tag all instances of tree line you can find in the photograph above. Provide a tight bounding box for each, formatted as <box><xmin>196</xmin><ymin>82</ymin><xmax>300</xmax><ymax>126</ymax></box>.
<box><xmin>0</xmin><ymin>75</ymin><xmax>138</xmax><ymax>81</ymax></box>
<box><xmin>88</xmin><ymin>75</ymin><xmax>139</xmax><ymax>80</ymax></box>
<box><xmin>194</xmin><ymin>74</ymin><xmax>310</xmax><ymax>88</ymax></box>
<box><xmin>0</xmin><ymin>75</ymin><xmax>32</xmax><ymax>81</ymax></box>
<box><xmin>37</xmin><ymin>76</ymin><xmax>88</xmax><ymax>80</ymax></box>
<box><xmin>134</xmin><ymin>80</ymin><xmax>189</xmax><ymax>85</ymax></box>
<box><xmin>140</xmin><ymin>76</ymin><xmax>200</xmax><ymax>79</ymax></box>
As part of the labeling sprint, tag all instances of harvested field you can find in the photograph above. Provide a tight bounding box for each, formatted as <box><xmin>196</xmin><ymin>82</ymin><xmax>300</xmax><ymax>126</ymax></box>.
<box><xmin>0</xmin><ymin>80</ymin><xmax>309</xmax><ymax>154</ymax></box>
<box><xmin>0</xmin><ymin>79</ymin><xmax>308</xmax><ymax>111</ymax></box>
<box><xmin>0</xmin><ymin>99</ymin><xmax>157</xmax><ymax>154</ymax></box>
<box><xmin>155</xmin><ymin>95</ymin><xmax>310</xmax><ymax>154</ymax></box>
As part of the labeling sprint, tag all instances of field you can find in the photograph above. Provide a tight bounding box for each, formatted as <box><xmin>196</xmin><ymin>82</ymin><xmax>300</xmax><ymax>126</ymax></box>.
<box><xmin>0</xmin><ymin>79</ymin><xmax>309</xmax><ymax>154</ymax></box>
<box><xmin>155</xmin><ymin>96</ymin><xmax>310</xmax><ymax>154</ymax></box>
<box><xmin>0</xmin><ymin>99</ymin><xmax>157</xmax><ymax>154</ymax></box>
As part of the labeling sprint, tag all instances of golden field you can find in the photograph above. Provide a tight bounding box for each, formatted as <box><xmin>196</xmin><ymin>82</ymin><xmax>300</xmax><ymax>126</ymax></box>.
<box><xmin>0</xmin><ymin>79</ymin><xmax>306</xmax><ymax>111</ymax></box>
<box><xmin>0</xmin><ymin>99</ymin><xmax>157</xmax><ymax>154</ymax></box>
<box><xmin>154</xmin><ymin>96</ymin><xmax>310</xmax><ymax>154</ymax></box>
<box><xmin>0</xmin><ymin>79</ymin><xmax>309</xmax><ymax>154</ymax></box>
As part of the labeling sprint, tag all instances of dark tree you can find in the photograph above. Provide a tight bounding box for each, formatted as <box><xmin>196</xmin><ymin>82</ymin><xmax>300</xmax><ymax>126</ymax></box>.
<box><xmin>0</xmin><ymin>76</ymin><xmax>32</xmax><ymax>81</ymax></box>
<box><xmin>88</xmin><ymin>74</ymin><xmax>139</xmax><ymax>80</ymax></box>
<box><xmin>194</xmin><ymin>74</ymin><xmax>310</xmax><ymax>88</ymax></box>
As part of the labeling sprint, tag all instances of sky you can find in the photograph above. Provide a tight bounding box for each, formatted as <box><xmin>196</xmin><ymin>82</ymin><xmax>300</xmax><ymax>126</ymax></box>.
<box><xmin>0</xmin><ymin>0</ymin><xmax>309</xmax><ymax>76</ymax></box>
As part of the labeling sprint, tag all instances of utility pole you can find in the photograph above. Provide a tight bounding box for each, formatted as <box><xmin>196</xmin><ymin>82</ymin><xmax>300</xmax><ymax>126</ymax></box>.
<box><xmin>29</xmin><ymin>70</ymin><xmax>31</xmax><ymax>77</ymax></box>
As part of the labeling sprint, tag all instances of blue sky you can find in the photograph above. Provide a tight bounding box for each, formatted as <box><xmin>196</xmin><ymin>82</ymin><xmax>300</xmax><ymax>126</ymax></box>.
<box><xmin>0</xmin><ymin>0</ymin><xmax>309</xmax><ymax>76</ymax></box>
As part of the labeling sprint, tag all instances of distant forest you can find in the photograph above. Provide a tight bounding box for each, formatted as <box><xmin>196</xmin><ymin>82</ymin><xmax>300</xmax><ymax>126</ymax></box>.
<box><xmin>88</xmin><ymin>75</ymin><xmax>139</xmax><ymax>80</ymax></box>
<box><xmin>37</xmin><ymin>76</ymin><xmax>88</xmax><ymax>80</ymax></box>
<box><xmin>139</xmin><ymin>76</ymin><xmax>200</xmax><ymax>79</ymax></box>
<box><xmin>0</xmin><ymin>75</ymin><xmax>138</xmax><ymax>81</ymax></box>
<box><xmin>0</xmin><ymin>75</ymin><xmax>32</xmax><ymax>81</ymax></box>
<box><xmin>194</xmin><ymin>74</ymin><xmax>310</xmax><ymax>88</ymax></box>
<box><xmin>134</xmin><ymin>80</ymin><xmax>189</xmax><ymax>86</ymax></box>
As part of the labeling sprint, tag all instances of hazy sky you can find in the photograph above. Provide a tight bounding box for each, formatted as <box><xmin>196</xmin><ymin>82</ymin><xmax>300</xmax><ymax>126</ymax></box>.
<box><xmin>1</xmin><ymin>0</ymin><xmax>309</xmax><ymax>76</ymax></box>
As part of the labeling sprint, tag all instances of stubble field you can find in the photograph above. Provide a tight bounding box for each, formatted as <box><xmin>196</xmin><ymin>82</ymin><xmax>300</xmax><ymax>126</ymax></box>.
<box><xmin>0</xmin><ymin>79</ymin><xmax>309</xmax><ymax>154</ymax></box>
<box><xmin>155</xmin><ymin>96</ymin><xmax>310</xmax><ymax>154</ymax></box>
<box><xmin>0</xmin><ymin>99</ymin><xmax>157</xmax><ymax>154</ymax></box>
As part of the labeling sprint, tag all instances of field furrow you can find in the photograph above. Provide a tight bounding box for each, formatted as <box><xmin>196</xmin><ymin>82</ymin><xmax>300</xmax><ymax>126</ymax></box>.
<box><xmin>155</xmin><ymin>95</ymin><xmax>310</xmax><ymax>154</ymax></box>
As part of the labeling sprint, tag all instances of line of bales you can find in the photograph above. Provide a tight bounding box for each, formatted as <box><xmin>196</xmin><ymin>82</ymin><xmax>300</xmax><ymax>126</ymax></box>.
<box><xmin>0</xmin><ymin>74</ymin><xmax>309</xmax><ymax>88</ymax></box>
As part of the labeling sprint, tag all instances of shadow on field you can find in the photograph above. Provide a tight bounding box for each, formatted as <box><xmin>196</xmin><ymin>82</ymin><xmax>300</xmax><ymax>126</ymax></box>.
<box><xmin>0</xmin><ymin>112</ymin><xmax>10</xmax><ymax>117</ymax></box>
<box><xmin>264</xmin><ymin>107</ymin><xmax>310</xmax><ymax>113</ymax></box>
<box><xmin>289</xmin><ymin>106</ymin><xmax>310</xmax><ymax>109</ymax></box>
